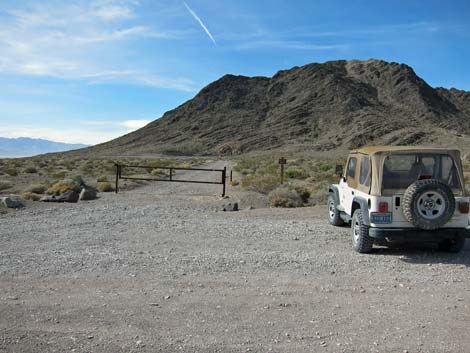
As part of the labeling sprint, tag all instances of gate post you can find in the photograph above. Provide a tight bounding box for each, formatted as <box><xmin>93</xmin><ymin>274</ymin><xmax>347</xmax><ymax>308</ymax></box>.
<box><xmin>115</xmin><ymin>164</ymin><xmax>119</xmax><ymax>194</ymax></box>
<box><xmin>222</xmin><ymin>167</ymin><xmax>226</xmax><ymax>197</ymax></box>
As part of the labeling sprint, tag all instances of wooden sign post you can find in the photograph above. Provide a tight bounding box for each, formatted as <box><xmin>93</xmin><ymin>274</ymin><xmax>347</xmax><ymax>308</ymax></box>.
<box><xmin>278</xmin><ymin>157</ymin><xmax>287</xmax><ymax>184</ymax></box>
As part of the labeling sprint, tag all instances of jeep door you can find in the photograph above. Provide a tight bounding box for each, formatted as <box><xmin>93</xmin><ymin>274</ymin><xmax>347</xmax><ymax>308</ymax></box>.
<box><xmin>339</xmin><ymin>155</ymin><xmax>359</xmax><ymax>215</ymax></box>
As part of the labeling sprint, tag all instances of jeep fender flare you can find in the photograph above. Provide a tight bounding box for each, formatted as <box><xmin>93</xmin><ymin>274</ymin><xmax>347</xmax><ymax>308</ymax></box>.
<box><xmin>328</xmin><ymin>185</ymin><xmax>340</xmax><ymax>205</ymax></box>
<box><xmin>351</xmin><ymin>197</ymin><xmax>370</xmax><ymax>226</ymax></box>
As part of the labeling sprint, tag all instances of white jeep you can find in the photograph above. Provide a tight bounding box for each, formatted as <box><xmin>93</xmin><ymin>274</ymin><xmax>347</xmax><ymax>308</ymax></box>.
<box><xmin>328</xmin><ymin>146</ymin><xmax>470</xmax><ymax>253</ymax></box>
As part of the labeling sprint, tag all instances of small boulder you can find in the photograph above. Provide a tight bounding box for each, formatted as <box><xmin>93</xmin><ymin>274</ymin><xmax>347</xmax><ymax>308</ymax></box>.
<box><xmin>40</xmin><ymin>195</ymin><xmax>57</xmax><ymax>202</ymax></box>
<box><xmin>79</xmin><ymin>188</ymin><xmax>97</xmax><ymax>201</ymax></box>
<box><xmin>1</xmin><ymin>195</ymin><xmax>24</xmax><ymax>208</ymax></box>
<box><xmin>222</xmin><ymin>202</ymin><xmax>238</xmax><ymax>212</ymax></box>
<box><xmin>57</xmin><ymin>190</ymin><xmax>80</xmax><ymax>203</ymax></box>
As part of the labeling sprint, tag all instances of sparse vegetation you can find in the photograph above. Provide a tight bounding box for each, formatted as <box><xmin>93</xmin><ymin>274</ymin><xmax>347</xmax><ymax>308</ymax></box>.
<box><xmin>241</xmin><ymin>174</ymin><xmax>279</xmax><ymax>194</ymax></box>
<box><xmin>97</xmin><ymin>175</ymin><xmax>108</xmax><ymax>182</ymax></box>
<box><xmin>159</xmin><ymin>141</ymin><xmax>206</xmax><ymax>156</ymax></box>
<box><xmin>20</xmin><ymin>192</ymin><xmax>42</xmax><ymax>201</ymax></box>
<box><xmin>269</xmin><ymin>186</ymin><xmax>303</xmax><ymax>208</ymax></box>
<box><xmin>285</xmin><ymin>167</ymin><xmax>306</xmax><ymax>179</ymax></box>
<box><xmin>0</xmin><ymin>181</ymin><xmax>12</xmax><ymax>191</ymax></box>
<box><xmin>51</xmin><ymin>171</ymin><xmax>67</xmax><ymax>179</ymax></box>
<box><xmin>26</xmin><ymin>183</ymin><xmax>47</xmax><ymax>194</ymax></box>
<box><xmin>235</xmin><ymin>155</ymin><xmax>343</xmax><ymax>207</ymax></box>
<box><xmin>24</xmin><ymin>166</ymin><xmax>38</xmax><ymax>174</ymax></box>
<box><xmin>5</xmin><ymin>168</ymin><xmax>18</xmax><ymax>176</ymax></box>
<box><xmin>0</xmin><ymin>156</ymin><xmax>203</xmax><ymax>201</ymax></box>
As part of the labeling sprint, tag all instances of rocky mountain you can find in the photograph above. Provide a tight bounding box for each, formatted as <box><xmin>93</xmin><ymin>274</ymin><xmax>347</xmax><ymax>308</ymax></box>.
<box><xmin>0</xmin><ymin>137</ymin><xmax>88</xmax><ymax>157</ymax></box>
<box><xmin>76</xmin><ymin>59</ymin><xmax>470</xmax><ymax>157</ymax></box>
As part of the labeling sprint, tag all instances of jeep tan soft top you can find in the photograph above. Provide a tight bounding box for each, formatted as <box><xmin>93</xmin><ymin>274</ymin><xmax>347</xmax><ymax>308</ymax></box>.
<box><xmin>348</xmin><ymin>146</ymin><xmax>465</xmax><ymax>196</ymax></box>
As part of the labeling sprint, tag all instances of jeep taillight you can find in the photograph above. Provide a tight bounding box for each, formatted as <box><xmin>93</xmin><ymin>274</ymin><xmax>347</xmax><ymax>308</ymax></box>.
<box><xmin>458</xmin><ymin>202</ymin><xmax>469</xmax><ymax>214</ymax></box>
<box><xmin>378</xmin><ymin>202</ymin><xmax>389</xmax><ymax>213</ymax></box>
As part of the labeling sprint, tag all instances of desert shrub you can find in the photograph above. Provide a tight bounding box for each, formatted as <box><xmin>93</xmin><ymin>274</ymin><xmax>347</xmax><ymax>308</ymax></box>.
<box><xmin>308</xmin><ymin>181</ymin><xmax>330</xmax><ymax>206</ymax></box>
<box><xmin>293</xmin><ymin>185</ymin><xmax>311</xmax><ymax>203</ymax></box>
<box><xmin>160</xmin><ymin>141</ymin><xmax>206</xmax><ymax>156</ymax></box>
<box><xmin>0</xmin><ymin>181</ymin><xmax>12</xmax><ymax>191</ymax></box>
<box><xmin>98</xmin><ymin>182</ymin><xmax>114</xmax><ymax>192</ymax></box>
<box><xmin>234</xmin><ymin>158</ymin><xmax>260</xmax><ymax>174</ymax></box>
<box><xmin>24</xmin><ymin>166</ymin><xmax>38</xmax><ymax>173</ymax></box>
<box><xmin>52</xmin><ymin>171</ymin><xmax>67</xmax><ymax>179</ymax></box>
<box><xmin>60</xmin><ymin>159</ymin><xmax>77</xmax><ymax>171</ymax></box>
<box><xmin>150</xmin><ymin>168</ymin><xmax>167</xmax><ymax>176</ymax></box>
<box><xmin>21</xmin><ymin>192</ymin><xmax>41</xmax><ymax>201</ymax></box>
<box><xmin>269</xmin><ymin>186</ymin><xmax>303</xmax><ymax>208</ymax></box>
<box><xmin>47</xmin><ymin>176</ymin><xmax>85</xmax><ymax>195</ymax></box>
<box><xmin>97</xmin><ymin>175</ymin><xmax>108</xmax><ymax>182</ymax></box>
<box><xmin>26</xmin><ymin>184</ymin><xmax>47</xmax><ymax>194</ymax></box>
<box><xmin>80</xmin><ymin>160</ymin><xmax>96</xmax><ymax>175</ymax></box>
<box><xmin>5</xmin><ymin>168</ymin><xmax>18</xmax><ymax>176</ymax></box>
<box><xmin>100</xmin><ymin>160</ymin><xmax>117</xmax><ymax>173</ymax></box>
<box><xmin>145</xmin><ymin>159</ymin><xmax>176</xmax><ymax>168</ymax></box>
<box><xmin>285</xmin><ymin>167</ymin><xmax>306</xmax><ymax>179</ymax></box>
<box><xmin>318</xmin><ymin>163</ymin><xmax>333</xmax><ymax>172</ymax></box>
<box><xmin>241</xmin><ymin>174</ymin><xmax>279</xmax><ymax>195</ymax></box>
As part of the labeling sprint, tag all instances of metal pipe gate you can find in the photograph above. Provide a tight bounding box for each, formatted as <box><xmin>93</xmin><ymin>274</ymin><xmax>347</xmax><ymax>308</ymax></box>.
<box><xmin>114</xmin><ymin>163</ymin><xmax>227</xmax><ymax>197</ymax></box>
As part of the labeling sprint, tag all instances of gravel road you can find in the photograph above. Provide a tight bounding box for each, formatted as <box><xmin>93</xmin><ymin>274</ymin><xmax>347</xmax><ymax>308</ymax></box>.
<box><xmin>1</xmin><ymin>161</ymin><xmax>470</xmax><ymax>353</ymax></box>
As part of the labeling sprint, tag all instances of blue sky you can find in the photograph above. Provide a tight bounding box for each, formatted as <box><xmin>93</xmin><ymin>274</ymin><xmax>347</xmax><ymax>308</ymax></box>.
<box><xmin>0</xmin><ymin>0</ymin><xmax>469</xmax><ymax>145</ymax></box>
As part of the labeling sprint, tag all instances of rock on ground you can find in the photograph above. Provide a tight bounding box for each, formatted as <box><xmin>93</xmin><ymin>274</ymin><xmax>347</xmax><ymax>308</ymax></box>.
<box><xmin>1</xmin><ymin>195</ymin><xmax>24</xmax><ymax>208</ymax></box>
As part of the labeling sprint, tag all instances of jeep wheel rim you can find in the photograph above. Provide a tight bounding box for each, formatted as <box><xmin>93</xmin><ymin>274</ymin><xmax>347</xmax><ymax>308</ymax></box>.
<box><xmin>417</xmin><ymin>191</ymin><xmax>445</xmax><ymax>220</ymax></box>
<box><xmin>328</xmin><ymin>200</ymin><xmax>336</xmax><ymax>220</ymax></box>
<box><xmin>353</xmin><ymin>217</ymin><xmax>360</xmax><ymax>242</ymax></box>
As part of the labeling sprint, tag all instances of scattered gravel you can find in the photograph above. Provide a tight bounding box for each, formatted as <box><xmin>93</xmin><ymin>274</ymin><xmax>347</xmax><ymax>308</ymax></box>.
<box><xmin>1</xmin><ymin>162</ymin><xmax>470</xmax><ymax>352</ymax></box>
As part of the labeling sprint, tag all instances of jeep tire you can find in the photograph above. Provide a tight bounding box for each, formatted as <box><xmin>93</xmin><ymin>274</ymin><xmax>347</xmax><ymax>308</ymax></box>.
<box><xmin>403</xmin><ymin>179</ymin><xmax>455</xmax><ymax>230</ymax></box>
<box><xmin>352</xmin><ymin>209</ymin><xmax>374</xmax><ymax>253</ymax></box>
<box><xmin>438</xmin><ymin>235</ymin><xmax>466</xmax><ymax>253</ymax></box>
<box><xmin>328</xmin><ymin>194</ymin><xmax>344</xmax><ymax>226</ymax></box>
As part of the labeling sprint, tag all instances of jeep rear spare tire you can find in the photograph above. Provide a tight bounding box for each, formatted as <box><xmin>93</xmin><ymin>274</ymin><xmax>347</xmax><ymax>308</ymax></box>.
<box><xmin>403</xmin><ymin>179</ymin><xmax>455</xmax><ymax>230</ymax></box>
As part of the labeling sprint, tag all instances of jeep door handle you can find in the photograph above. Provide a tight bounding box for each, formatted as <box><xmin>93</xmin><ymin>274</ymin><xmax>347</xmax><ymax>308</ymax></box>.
<box><xmin>351</xmin><ymin>191</ymin><xmax>354</xmax><ymax>195</ymax></box>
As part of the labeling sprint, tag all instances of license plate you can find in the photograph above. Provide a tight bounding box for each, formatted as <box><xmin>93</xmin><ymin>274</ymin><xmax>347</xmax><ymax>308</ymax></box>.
<box><xmin>371</xmin><ymin>212</ymin><xmax>392</xmax><ymax>223</ymax></box>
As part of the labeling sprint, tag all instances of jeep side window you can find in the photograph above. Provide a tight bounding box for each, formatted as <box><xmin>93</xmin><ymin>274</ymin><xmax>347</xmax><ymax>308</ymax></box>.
<box><xmin>359</xmin><ymin>156</ymin><xmax>371</xmax><ymax>186</ymax></box>
<box><xmin>347</xmin><ymin>157</ymin><xmax>357</xmax><ymax>179</ymax></box>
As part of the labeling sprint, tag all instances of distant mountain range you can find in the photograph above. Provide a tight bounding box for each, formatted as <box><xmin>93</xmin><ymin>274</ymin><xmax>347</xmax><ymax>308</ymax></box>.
<box><xmin>0</xmin><ymin>137</ymin><xmax>88</xmax><ymax>158</ymax></box>
<box><xmin>69</xmin><ymin>59</ymin><xmax>470</xmax><ymax>158</ymax></box>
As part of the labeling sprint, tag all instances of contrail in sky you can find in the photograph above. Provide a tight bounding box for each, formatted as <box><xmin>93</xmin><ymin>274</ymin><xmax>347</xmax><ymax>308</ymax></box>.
<box><xmin>183</xmin><ymin>2</ymin><xmax>217</xmax><ymax>45</ymax></box>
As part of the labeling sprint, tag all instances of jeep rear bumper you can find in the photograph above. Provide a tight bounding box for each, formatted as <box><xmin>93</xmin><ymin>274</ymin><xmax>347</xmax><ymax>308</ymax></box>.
<box><xmin>369</xmin><ymin>227</ymin><xmax>470</xmax><ymax>240</ymax></box>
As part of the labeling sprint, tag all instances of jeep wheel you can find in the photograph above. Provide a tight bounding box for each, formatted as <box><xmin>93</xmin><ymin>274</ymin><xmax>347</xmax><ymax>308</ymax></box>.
<box><xmin>351</xmin><ymin>209</ymin><xmax>374</xmax><ymax>253</ymax></box>
<box><xmin>328</xmin><ymin>194</ymin><xmax>344</xmax><ymax>226</ymax></box>
<box><xmin>438</xmin><ymin>235</ymin><xmax>466</xmax><ymax>253</ymax></box>
<box><xmin>403</xmin><ymin>179</ymin><xmax>455</xmax><ymax>230</ymax></box>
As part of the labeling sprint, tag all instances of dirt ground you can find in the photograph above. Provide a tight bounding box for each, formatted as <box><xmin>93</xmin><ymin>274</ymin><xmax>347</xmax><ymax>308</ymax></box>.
<box><xmin>1</xmin><ymin>162</ymin><xmax>470</xmax><ymax>353</ymax></box>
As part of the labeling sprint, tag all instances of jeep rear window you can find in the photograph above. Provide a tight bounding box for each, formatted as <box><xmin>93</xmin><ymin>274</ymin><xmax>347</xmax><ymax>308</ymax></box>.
<box><xmin>382</xmin><ymin>153</ymin><xmax>461</xmax><ymax>194</ymax></box>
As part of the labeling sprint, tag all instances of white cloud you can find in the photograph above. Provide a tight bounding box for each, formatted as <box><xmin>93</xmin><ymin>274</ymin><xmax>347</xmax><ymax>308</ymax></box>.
<box><xmin>0</xmin><ymin>0</ymin><xmax>195</xmax><ymax>91</ymax></box>
<box><xmin>92</xmin><ymin>2</ymin><xmax>135</xmax><ymax>21</ymax></box>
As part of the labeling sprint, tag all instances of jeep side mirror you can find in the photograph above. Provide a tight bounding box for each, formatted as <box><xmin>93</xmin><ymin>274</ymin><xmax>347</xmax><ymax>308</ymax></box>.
<box><xmin>335</xmin><ymin>164</ymin><xmax>343</xmax><ymax>177</ymax></box>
